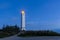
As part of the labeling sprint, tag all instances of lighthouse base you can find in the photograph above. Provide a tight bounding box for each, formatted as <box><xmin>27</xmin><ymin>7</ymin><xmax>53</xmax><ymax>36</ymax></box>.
<box><xmin>21</xmin><ymin>27</ymin><xmax>25</xmax><ymax>31</ymax></box>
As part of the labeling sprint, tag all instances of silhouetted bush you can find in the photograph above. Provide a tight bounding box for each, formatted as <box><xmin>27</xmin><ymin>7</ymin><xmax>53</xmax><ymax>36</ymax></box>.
<box><xmin>2</xmin><ymin>25</ymin><xmax>20</xmax><ymax>34</ymax></box>
<box><xmin>0</xmin><ymin>25</ymin><xmax>20</xmax><ymax>38</ymax></box>
<box><xmin>18</xmin><ymin>30</ymin><xmax>60</xmax><ymax>37</ymax></box>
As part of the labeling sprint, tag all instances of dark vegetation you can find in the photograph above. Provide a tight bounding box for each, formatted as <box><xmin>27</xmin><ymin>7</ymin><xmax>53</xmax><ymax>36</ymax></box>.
<box><xmin>18</xmin><ymin>30</ymin><xmax>60</xmax><ymax>37</ymax></box>
<box><xmin>0</xmin><ymin>25</ymin><xmax>60</xmax><ymax>38</ymax></box>
<box><xmin>0</xmin><ymin>25</ymin><xmax>20</xmax><ymax>38</ymax></box>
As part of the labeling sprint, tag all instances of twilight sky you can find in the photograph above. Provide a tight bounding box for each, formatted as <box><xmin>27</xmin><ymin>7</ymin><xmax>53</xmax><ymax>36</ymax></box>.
<box><xmin>0</xmin><ymin>0</ymin><xmax>60</xmax><ymax>31</ymax></box>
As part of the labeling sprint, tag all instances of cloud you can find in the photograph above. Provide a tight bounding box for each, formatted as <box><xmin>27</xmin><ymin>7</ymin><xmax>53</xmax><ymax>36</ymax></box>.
<box><xmin>26</xmin><ymin>21</ymin><xmax>60</xmax><ymax>30</ymax></box>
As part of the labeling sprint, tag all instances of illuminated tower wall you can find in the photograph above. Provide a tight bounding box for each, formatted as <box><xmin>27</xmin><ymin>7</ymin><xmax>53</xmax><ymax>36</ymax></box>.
<box><xmin>21</xmin><ymin>10</ymin><xmax>25</xmax><ymax>31</ymax></box>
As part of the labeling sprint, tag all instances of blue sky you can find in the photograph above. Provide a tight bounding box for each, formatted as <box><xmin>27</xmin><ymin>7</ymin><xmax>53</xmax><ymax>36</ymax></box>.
<box><xmin>0</xmin><ymin>0</ymin><xmax>60</xmax><ymax>31</ymax></box>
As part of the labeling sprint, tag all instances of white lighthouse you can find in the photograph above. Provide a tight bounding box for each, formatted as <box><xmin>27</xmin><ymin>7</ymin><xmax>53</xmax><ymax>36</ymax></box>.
<box><xmin>21</xmin><ymin>10</ymin><xmax>25</xmax><ymax>31</ymax></box>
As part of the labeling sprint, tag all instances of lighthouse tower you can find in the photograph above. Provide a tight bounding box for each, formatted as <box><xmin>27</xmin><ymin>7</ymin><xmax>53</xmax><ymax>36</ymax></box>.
<box><xmin>21</xmin><ymin>10</ymin><xmax>25</xmax><ymax>31</ymax></box>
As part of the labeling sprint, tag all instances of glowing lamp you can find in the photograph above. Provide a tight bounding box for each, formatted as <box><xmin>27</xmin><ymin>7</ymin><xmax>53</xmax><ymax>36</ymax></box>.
<box><xmin>21</xmin><ymin>10</ymin><xmax>25</xmax><ymax>14</ymax></box>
